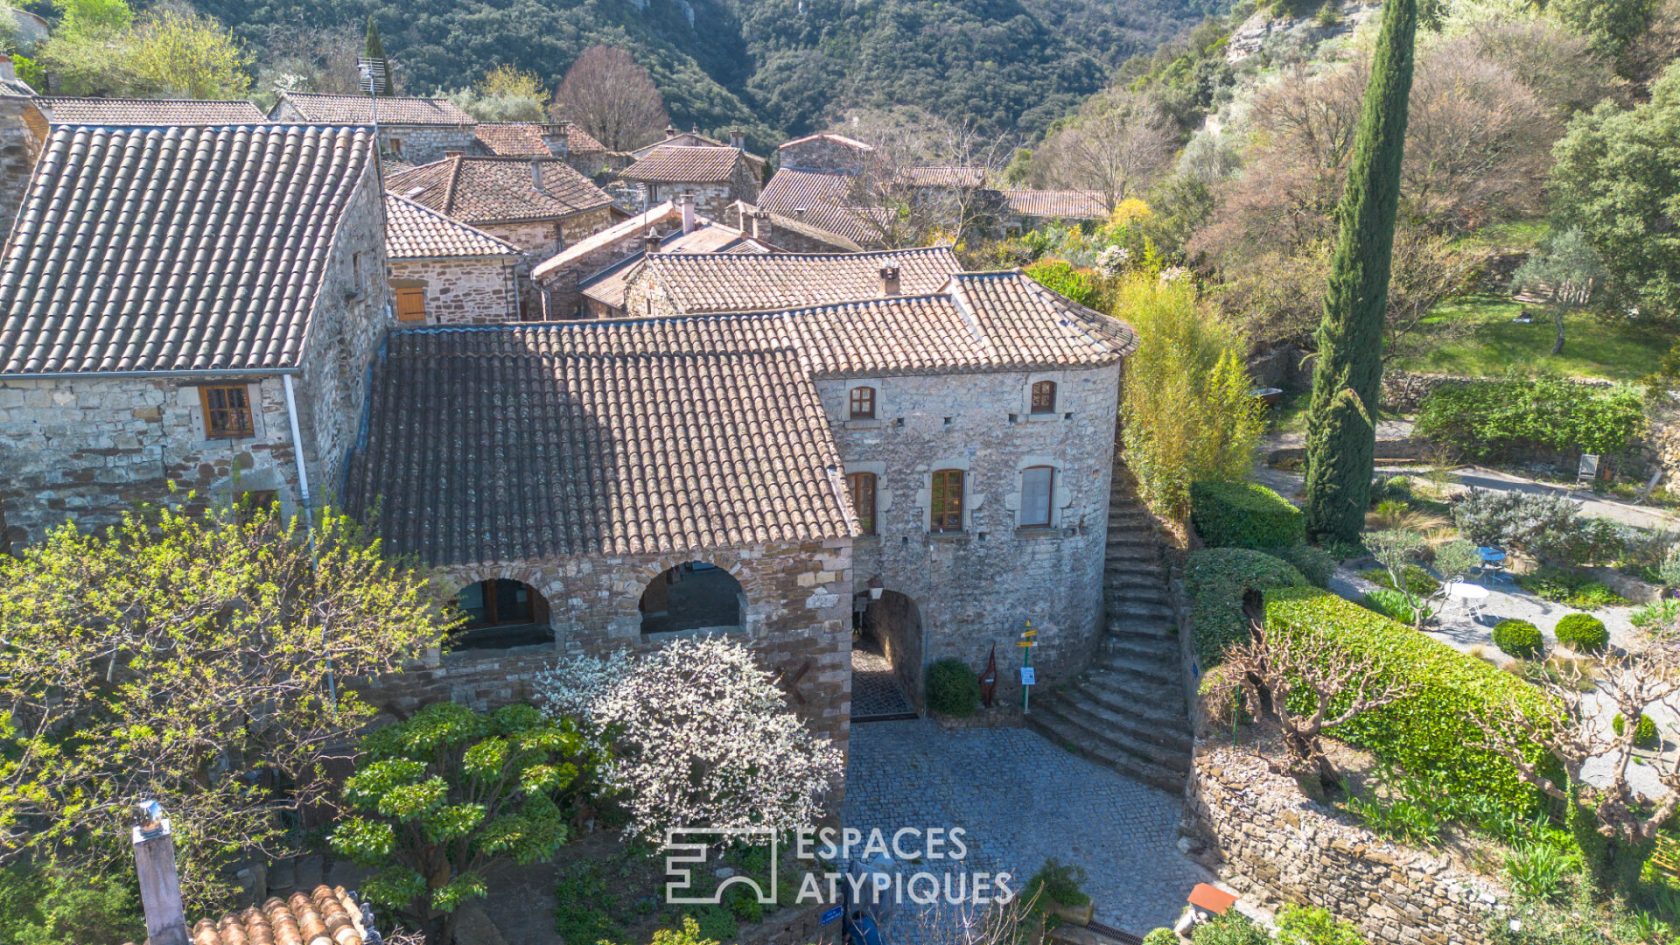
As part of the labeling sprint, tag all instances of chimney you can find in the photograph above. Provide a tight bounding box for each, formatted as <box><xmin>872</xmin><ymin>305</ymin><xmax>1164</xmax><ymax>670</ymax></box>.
<box><xmin>0</xmin><ymin>55</ymin><xmax>14</xmax><ymax>84</ymax></box>
<box><xmin>644</xmin><ymin>233</ymin><xmax>662</xmax><ymax>255</ymax></box>
<box><xmin>750</xmin><ymin>209</ymin><xmax>771</xmax><ymax>242</ymax></box>
<box><xmin>728</xmin><ymin>127</ymin><xmax>745</xmax><ymax>151</ymax></box>
<box><xmin>530</xmin><ymin>159</ymin><xmax>545</xmax><ymax>194</ymax></box>
<box><xmin>678</xmin><ymin>193</ymin><xmax>696</xmax><ymax>235</ymax></box>
<box><xmin>665</xmin><ymin>124</ymin><xmax>677</xmax><ymax>139</ymax></box>
<box><xmin>443</xmin><ymin>149</ymin><xmax>463</xmax><ymax>158</ymax></box>
<box><xmin>132</xmin><ymin>800</ymin><xmax>190</xmax><ymax>945</ymax></box>
<box><xmin>879</xmin><ymin>266</ymin><xmax>902</xmax><ymax>297</ymax></box>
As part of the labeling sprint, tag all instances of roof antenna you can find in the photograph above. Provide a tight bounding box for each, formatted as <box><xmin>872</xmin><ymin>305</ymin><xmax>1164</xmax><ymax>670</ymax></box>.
<box><xmin>358</xmin><ymin>54</ymin><xmax>388</xmax><ymax>190</ymax></box>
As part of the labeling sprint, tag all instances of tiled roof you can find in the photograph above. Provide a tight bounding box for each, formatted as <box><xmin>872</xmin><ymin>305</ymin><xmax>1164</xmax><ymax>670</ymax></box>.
<box><xmin>471</xmin><ymin>122</ymin><xmax>607</xmax><ymax>157</ymax></box>
<box><xmin>0</xmin><ymin>125</ymin><xmax>374</xmax><ymax>376</ymax></box>
<box><xmin>632</xmin><ymin>130</ymin><xmax>766</xmax><ymax>169</ymax></box>
<box><xmin>347</xmin><ymin>323</ymin><xmax>854</xmax><ymax>563</ymax></box>
<box><xmin>576</xmin><ymin>223</ymin><xmax>767</xmax><ymax>313</ymax></box>
<box><xmin>275</xmin><ymin>91</ymin><xmax>473</xmax><ymax>125</ymax></box>
<box><xmin>32</xmin><ymin>96</ymin><xmax>266</xmax><ymax>124</ymax></box>
<box><xmin>778</xmin><ymin>132</ymin><xmax>874</xmax><ymax>153</ymax></box>
<box><xmin>758</xmin><ymin>169</ymin><xmax>880</xmax><ymax>246</ymax></box>
<box><xmin>640</xmin><ymin>247</ymin><xmax>961</xmax><ymax>314</ymax></box>
<box><xmin>385</xmin><ymin>192</ymin><xmax>519</xmax><ymax>259</ymax></box>
<box><xmin>622</xmin><ymin>145</ymin><xmax>743</xmax><ymax>183</ymax></box>
<box><xmin>720</xmin><ymin>201</ymin><xmax>864</xmax><ymax>252</ymax></box>
<box><xmin>531</xmin><ymin>201</ymin><xmax>680</xmax><ymax>282</ymax></box>
<box><xmin>124</xmin><ymin>885</ymin><xmax>370</xmax><ymax>945</ymax></box>
<box><xmin>386</xmin><ymin>155</ymin><xmax>613</xmax><ymax>225</ymax></box>
<box><xmin>904</xmin><ymin>165</ymin><xmax>988</xmax><ymax>188</ymax></box>
<box><xmin>1003</xmin><ymin>189</ymin><xmax>1108</xmax><ymax>220</ymax></box>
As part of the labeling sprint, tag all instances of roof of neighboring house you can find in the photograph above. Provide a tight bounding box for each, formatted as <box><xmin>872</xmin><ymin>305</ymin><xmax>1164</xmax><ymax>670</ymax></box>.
<box><xmin>31</xmin><ymin>96</ymin><xmax>267</xmax><ymax>124</ymax></box>
<box><xmin>577</xmin><ymin>222</ymin><xmax>769</xmax><ymax>313</ymax></box>
<box><xmin>531</xmin><ymin>201</ymin><xmax>681</xmax><ymax>282</ymax></box>
<box><xmin>778</xmin><ymin>131</ymin><xmax>874</xmax><ymax>153</ymax></box>
<box><xmin>622</xmin><ymin>145</ymin><xmax>745</xmax><ymax>183</ymax></box>
<box><xmin>346</xmin><ymin>323</ymin><xmax>855</xmax><ymax>564</ymax></box>
<box><xmin>638</xmin><ymin>247</ymin><xmax>961</xmax><ymax>314</ymax></box>
<box><xmin>0</xmin><ymin>124</ymin><xmax>375</xmax><ymax>376</ymax></box>
<box><xmin>631</xmin><ymin>129</ymin><xmax>766</xmax><ymax>169</ymax></box>
<box><xmin>720</xmin><ymin>201</ymin><xmax>864</xmax><ymax>253</ymax></box>
<box><xmin>385</xmin><ymin>192</ymin><xmax>520</xmax><ymax>260</ymax></box>
<box><xmin>386</xmin><ymin>155</ymin><xmax>613</xmax><ymax>225</ymax></box>
<box><xmin>471</xmin><ymin>121</ymin><xmax>608</xmax><ymax>158</ymax></box>
<box><xmin>274</xmin><ymin>91</ymin><xmax>474</xmax><ymax>125</ymax></box>
<box><xmin>123</xmin><ymin>885</ymin><xmax>373</xmax><ymax>945</ymax></box>
<box><xmin>1003</xmin><ymin>189</ymin><xmax>1109</xmax><ymax>221</ymax></box>
<box><xmin>758</xmin><ymin>169</ymin><xmax>879</xmax><ymax>246</ymax></box>
<box><xmin>904</xmin><ymin>165</ymin><xmax>988</xmax><ymax>189</ymax></box>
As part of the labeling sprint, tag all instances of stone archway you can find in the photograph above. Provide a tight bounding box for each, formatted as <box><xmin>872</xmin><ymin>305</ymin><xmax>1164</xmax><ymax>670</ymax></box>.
<box><xmin>451</xmin><ymin>577</ymin><xmax>553</xmax><ymax>651</ymax></box>
<box><xmin>639</xmin><ymin>561</ymin><xmax>746</xmax><ymax>635</ymax></box>
<box><xmin>851</xmin><ymin>589</ymin><xmax>921</xmax><ymax>721</ymax></box>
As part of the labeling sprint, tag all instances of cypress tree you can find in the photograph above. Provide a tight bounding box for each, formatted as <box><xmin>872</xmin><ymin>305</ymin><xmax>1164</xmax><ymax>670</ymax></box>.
<box><xmin>363</xmin><ymin>16</ymin><xmax>394</xmax><ymax>96</ymax></box>
<box><xmin>1302</xmin><ymin>0</ymin><xmax>1418</xmax><ymax>543</ymax></box>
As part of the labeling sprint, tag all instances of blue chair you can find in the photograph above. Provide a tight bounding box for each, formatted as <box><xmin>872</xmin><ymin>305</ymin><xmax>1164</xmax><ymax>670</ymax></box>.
<box><xmin>1477</xmin><ymin>546</ymin><xmax>1509</xmax><ymax>583</ymax></box>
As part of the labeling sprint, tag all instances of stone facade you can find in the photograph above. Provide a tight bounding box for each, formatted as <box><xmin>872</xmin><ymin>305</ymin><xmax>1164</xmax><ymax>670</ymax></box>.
<box><xmin>1186</xmin><ymin>746</ymin><xmax>1506</xmax><ymax>945</ymax></box>
<box><xmin>827</xmin><ymin>365</ymin><xmax>1121</xmax><ymax>706</ymax></box>
<box><xmin>478</xmin><ymin>207</ymin><xmax>618</xmax><ymax>257</ymax></box>
<box><xmin>360</xmin><ymin>538</ymin><xmax>856</xmax><ymax>750</ymax></box>
<box><xmin>390</xmin><ymin>256</ymin><xmax>520</xmax><ymax>325</ymax></box>
<box><xmin>0</xmin><ymin>91</ymin><xmax>41</xmax><ymax>240</ymax></box>
<box><xmin>270</xmin><ymin>101</ymin><xmax>480</xmax><ymax>165</ymax></box>
<box><xmin>633</xmin><ymin>159</ymin><xmax>761</xmax><ymax>218</ymax></box>
<box><xmin>779</xmin><ymin>136</ymin><xmax>870</xmax><ymax>175</ymax></box>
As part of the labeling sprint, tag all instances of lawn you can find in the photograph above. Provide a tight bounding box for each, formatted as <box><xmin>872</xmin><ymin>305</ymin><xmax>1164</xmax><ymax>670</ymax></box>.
<box><xmin>1393</xmin><ymin>294</ymin><xmax>1676</xmax><ymax>383</ymax></box>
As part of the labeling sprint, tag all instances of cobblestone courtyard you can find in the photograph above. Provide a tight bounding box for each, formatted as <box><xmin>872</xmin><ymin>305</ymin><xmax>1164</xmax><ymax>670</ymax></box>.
<box><xmin>841</xmin><ymin>718</ymin><xmax>1210</xmax><ymax>937</ymax></box>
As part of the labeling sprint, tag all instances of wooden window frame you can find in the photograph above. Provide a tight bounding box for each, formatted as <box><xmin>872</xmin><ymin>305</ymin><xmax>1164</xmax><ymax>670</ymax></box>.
<box><xmin>199</xmin><ymin>384</ymin><xmax>254</xmax><ymax>439</ymax></box>
<box><xmin>848</xmin><ymin>472</ymin><xmax>877</xmax><ymax>536</ymax></box>
<box><xmin>1031</xmin><ymin>380</ymin><xmax>1057</xmax><ymax>415</ymax></box>
<box><xmin>930</xmin><ymin>469</ymin><xmax>965</xmax><ymax>533</ymax></box>
<box><xmin>1020</xmin><ymin>465</ymin><xmax>1055</xmax><ymax>527</ymax></box>
<box><xmin>849</xmin><ymin>385</ymin><xmax>877</xmax><ymax>420</ymax></box>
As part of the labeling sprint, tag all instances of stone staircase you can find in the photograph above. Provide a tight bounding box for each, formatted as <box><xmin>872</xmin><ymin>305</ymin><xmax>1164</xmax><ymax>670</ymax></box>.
<box><xmin>1026</xmin><ymin>464</ymin><xmax>1193</xmax><ymax>795</ymax></box>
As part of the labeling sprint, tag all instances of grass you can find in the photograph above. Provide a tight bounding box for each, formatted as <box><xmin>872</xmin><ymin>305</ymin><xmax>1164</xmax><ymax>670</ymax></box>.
<box><xmin>1394</xmin><ymin>294</ymin><xmax>1676</xmax><ymax>383</ymax></box>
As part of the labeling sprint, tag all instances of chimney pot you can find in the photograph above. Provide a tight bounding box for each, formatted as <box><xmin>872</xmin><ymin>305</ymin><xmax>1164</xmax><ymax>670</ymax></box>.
<box><xmin>644</xmin><ymin>233</ymin><xmax>662</xmax><ymax>255</ymax></box>
<box><xmin>750</xmin><ymin>209</ymin><xmax>770</xmax><ymax>242</ymax></box>
<box><xmin>0</xmin><ymin>55</ymin><xmax>14</xmax><ymax>84</ymax></box>
<box><xmin>665</xmin><ymin>124</ymin><xmax>677</xmax><ymax>139</ymax></box>
<box><xmin>728</xmin><ymin>128</ymin><xmax>745</xmax><ymax>150</ymax></box>
<box><xmin>678</xmin><ymin>194</ymin><xmax>696</xmax><ymax>235</ymax></box>
<box><xmin>132</xmin><ymin>800</ymin><xmax>190</xmax><ymax>945</ymax></box>
<box><xmin>530</xmin><ymin>160</ymin><xmax>545</xmax><ymax>193</ymax></box>
<box><xmin>880</xmin><ymin>266</ymin><xmax>902</xmax><ymax>297</ymax></box>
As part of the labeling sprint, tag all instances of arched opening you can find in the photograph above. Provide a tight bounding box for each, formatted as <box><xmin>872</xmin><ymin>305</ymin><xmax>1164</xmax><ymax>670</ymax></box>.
<box><xmin>453</xmin><ymin>579</ymin><xmax>552</xmax><ymax>651</ymax></box>
<box><xmin>851</xmin><ymin>588</ymin><xmax>921</xmax><ymax>720</ymax></box>
<box><xmin>640</xmin><ymin>562</ymin><xmax>745</xmax><ymax>635</ymax></box>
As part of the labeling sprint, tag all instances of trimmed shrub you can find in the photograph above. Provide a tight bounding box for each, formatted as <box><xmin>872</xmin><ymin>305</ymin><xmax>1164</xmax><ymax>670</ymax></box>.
<box><xmin>1191</xmin><ymin>481</ymin><xmax>1305</xmax><ymax>550</ymax></box>
<box><xmin>1277</xmin><ymin>542</ymin><xmax>1336</xmax><ymax>587</ymax></box>
<box><xmin>1553</xmin><ymin>614</ymin><xmax>1609</xmax><ymax>654</ymax></box>
<box><xmin>1192</xmin><ymin>911</ymin><xmax>1270</xmax><ymax>945</ymax></box>
<box><xmin>1141</xmin><ymin>930</ymin><xmax>1178</xmax><ymax>945</ymax></box>
<box><xmin>1612</xmin><ymin>712</ymin><xmax>1660</xmax><ymax>748</ymax></box>
<box><xmin>926</xmin><ymin>658</ymin><xmax>980</xmax><ymax>717</ymax></box>
<box><xmin>1187</xmin><ymin>548</ymin><xmax>1309</xmax><ymax>667</ymax></box>
<box><xmin>1276</xmin><ymin>904</ymin><xmax>1368</xmax><ymax>945</ymax></box>
<box><xmin>1266</xmin><ymin>588</ymin><xmax>1557</xmax><ymax>817</ymax></box>
<box><xmin>1493</xmin><ymin>619</ymin><xmax>1545</xmax><ymax>659</ymax></box>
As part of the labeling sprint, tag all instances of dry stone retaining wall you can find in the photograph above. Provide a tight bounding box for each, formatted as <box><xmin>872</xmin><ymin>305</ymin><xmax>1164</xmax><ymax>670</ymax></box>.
<box><xmin>1186</xmin><ymin>746</ymin><xmax>1506</xmax><ymax>945</ymax></box>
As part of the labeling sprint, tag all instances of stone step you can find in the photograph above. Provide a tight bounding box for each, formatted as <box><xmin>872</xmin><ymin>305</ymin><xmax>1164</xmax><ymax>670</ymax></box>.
<box><xmin>1026</xmin><ymin>704</ymin><xmax>1190</xmax><ymax>795</ymax></box>
<box><xmin>1061</xmin><ymin>683</ymin><xmax>1192</xmax><ymax>753</ymax></box>
<box><xmin>1103</xmin><ymin>576</ymin><xmax>1170</xmax><ymax>597</ymax></box>
<box><xmin>1107</xmin><ymin>612</ymin><xmax>1176</xmax><ymax>634</ymax></box>
<box><xmin>1107</xmin><ymin>599</ymin><xmax>1175</xmax><ymax>621</ymax></box>
<box><xmin>1077</xmin><ymin>675</ymin><xmax>1188</xmax><ymax>725</ymax></box>
<box><xmin>1102</xmin><ymin>634</ymin><xmax>1179</xmax><ymax>663</ymax></box>
<box><xmin>1088</xmin><ymin>652</ymin><xmax>1181</xmax><ymax>690</ymax></box>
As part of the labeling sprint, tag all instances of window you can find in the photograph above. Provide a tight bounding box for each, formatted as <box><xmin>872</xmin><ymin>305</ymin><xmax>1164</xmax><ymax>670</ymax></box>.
<box><xmin>849</xmin><ymin>386</ymin><xmax>876</xmax><ymax>420</ymax></box>
<box><xmin>1020</xmin><ymin>466</ymin><xmax>1055</xmax><ymax>527</ymax></box>
<box><xmin>352</xmin><ymin>252</ymin><xmax>364</xmax><ymax>284</ymax></box>
<box><xmin>1031</xmin><ymin>381</ymin><xmax>1057</xmax><ymax>414</ymax></box>
<box><xmin>395</xmin><ymin>286</ymin><xmax>427</xmax><ymax>323</ymax></box>
<box><xmin>931</xmin><ymin>469</ymin><xmax>964</xmax><ymax>532</ymax></box>
<box><xmin>199</xmin><ymin>385</ymin><xmax>254</xmax><ymax>439</ymax></box>
<box><xmin>848</xmin><ymin>472</ymin><xmax>877</xmax><ymax>535</ymax></box>
<box><xmin>454</xmin><ymin>579</ymin><xmax>551</xmax><ymax>650</ymax></box>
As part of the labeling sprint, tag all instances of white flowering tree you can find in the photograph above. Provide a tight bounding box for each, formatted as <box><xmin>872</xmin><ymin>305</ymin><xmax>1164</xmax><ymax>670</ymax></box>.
<box><xmin>535</xmin><ymin>637</ymin><xmax>842</xmax><ymax>842</ymax></box>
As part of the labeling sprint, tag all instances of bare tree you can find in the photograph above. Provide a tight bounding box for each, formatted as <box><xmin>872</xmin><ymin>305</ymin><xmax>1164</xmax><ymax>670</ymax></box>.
<box><xmin>1212</xmin><ymin>592</ymin><xmax>1418</xmax><ymax>791</ymax></box>
<box><xmin>837</xmin><ymin>108</ymin><xmax>1015</xmax><ymax>249</ymax></box>
<box><xmin>1033</xmin><ymin>89</ymin><xmax>1175</xmax><ymax>211</ymax></box>
<box><xmin>902</xmin><ymin>884</ymin><xmax>1044</xmax><ymax>945</ymax></box>
<box><xmin>551</xmin><ymin>45</ymin><xmax>669</xmax><ymax>151</ymax></box>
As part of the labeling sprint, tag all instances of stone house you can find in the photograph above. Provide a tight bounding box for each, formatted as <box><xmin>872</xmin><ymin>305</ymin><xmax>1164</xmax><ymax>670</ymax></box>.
<box><xmin>470</xmin><ymin>120</ymin><xmax>617</xmax><ymax>177</ymax></box>
<box><xmin>759</xmin><ymin>135</ymin><xmax>881</xmax><ymax>246</ymax></box>
<box><xmin>777</xmin><ymin>132</ymin><xmax>874</xmax><ymax>175</ymax></box>
<box><xmin>385</xmin><ymin>192</ymin><xmax>522</xmax><ymax>325</ymax></box>
<box><xmin>572</xmin><ymin>218</ymin><xmax>777</xmax><ymax>320</ymax></box>
<box><xmin>0</xmin><ymin>56</ymin><xmax>39</xmax><ymax>241</ymax></box>
<box><xmin>1001</xmin><ymin>189</ymin><xmax>1109</xmax><ymax>233</ymax></box>
<box><xmin>720</xmin><ymin>201</ymin><xmax>865</xmax><ymax>253</ymax></box>
<box><xmin>0</xmin><ymin>124</ymin><xmax>388</xmax><ymax>550</ymax></box>
<box><xmin>31</xmin><ymin>96</ymin><xmax>266</xmax><ymax>126</ymax></box>
<box><xmin>269</xmin><ymin>91</ymin><xmax>476</xmax><ymax>163</ymax></box>
<box><xmin>631</xmin><ymin>125</ymin><xmax>767</xmax><ymax>177</ymax></box>
<box><xmin>617</xmin><ymin>246</ymin><xmax>962</xmax><ymax>319</ymax></box>
<box><xmin>619</xmin><ymin>144</ymin><xmax>762</xmax><ymax>216</ymax></box>
<box><xmin>385</xmin><ymin>154</ymin><xmax>616</xmax><ymax>257</ymax></box>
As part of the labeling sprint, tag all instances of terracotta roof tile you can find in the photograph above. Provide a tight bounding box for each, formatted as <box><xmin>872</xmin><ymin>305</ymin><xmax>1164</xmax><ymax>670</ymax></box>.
<box><xmin>472</xmin><ymin>121</ymin><xmax>552</xmax><ymax>157</ymax></box>
<box><xmin>276</xmin><ymin>91</ymin><xmax>473</xmax><ymax>125</ymax></box>
<box><xmin>719</xmin><ymin>201</ymin><xmax>863</xmax><ymax>252</ymax></box>
<box><xmin>758</xmin><ymin>169</ymin><xmax>880</xmax><ymax>245</ymax></box>
<box><xmin>347</xmin><ymin>324</ymin><xmax>854</xmax><ymax>564</ymax></box>
<box><xmin>385</xmin><ymin>192</ymin><xmax>520</xmax><ymax>259</ymax></box>
<box><xmin>1003</xmin><ymin>189</ymin><xmax>1108</xmax><ymax>220</ymax></box>
<box><xmin>0</xmin><ymin>125</ymin><xmax>375</xmax><ymax>376</ymax></box>
<box><xmin>123</xmin><ymin>885</ymin><xmax>370</xmax><ymax>945</ymax></box>
<box><xmin>386</xmin><ymin>155</ymin><xmax>612</xmax><ymax>225</ymax></box>
<box><xmin>640</xmin><ymin>247</ymin><xmax>961</xmax><ymax>314</ymax></box>
<box><xmin>777</xmin><ymin>132</ymin><xmax>874</xmax><ymax>153</ymax></box>
<box><xmin>904</xmin><ymin>165</ymin><xmax>988</xmax><ymax>188</ymax></box>
<box><xmin>33</xmin><ymin>96</ymin><xmax>266</xmax><ymax>124</ymax></box>
<box><xmin>622</xmin><ymin>145</ymin><xmax>744</xmax><ymax>183</ymax></box>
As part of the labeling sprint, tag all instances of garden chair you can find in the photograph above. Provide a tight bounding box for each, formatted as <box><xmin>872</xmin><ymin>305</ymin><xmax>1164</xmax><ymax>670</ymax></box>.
<box><xmin>1475</xmin><ymin>546</ymin><xmax>1510</xmax><ymax>584</ymax></box>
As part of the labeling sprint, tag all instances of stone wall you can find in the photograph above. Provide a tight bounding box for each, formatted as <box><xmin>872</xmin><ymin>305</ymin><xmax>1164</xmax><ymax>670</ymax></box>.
<box><xmin>480</xmin><ymin>207</ymin><xmax>617</xmax><ymax>257</ymax></box>
<box><xmin>390</xmin><ymin>256</ymin><xmax>519</xmax><ymax>324</ymax></box>
<box><xmin>0</xmin><ymin>93</ymin><xmax>41</xmax><ymax>241</ymax></box>
<box><xmin>828</xmin><ymin>365</ymin><xmax>1121</xmax><ymax>706</ymax></box>
<box><xmin>362</xmin><ymin>538</ymin><xmax>855</xmax><ymax>750</ymax></box>
<box><xmin>1186</xmin><ymin>746</ymin><xmax>1506</xmax><ymax>945</ymax></box>
<box><xmin>779</xmin><ymin>139</ymin><xmax>867</xmax><ymax>175</ymax></box>
<box><xmin>639</xmin><ymin>180</ymin><xmax>737</xmax><ymax>218</ymax></box>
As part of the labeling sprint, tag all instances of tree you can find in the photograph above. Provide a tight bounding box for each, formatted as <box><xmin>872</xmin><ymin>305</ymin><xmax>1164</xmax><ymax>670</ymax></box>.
<box><xmin>534</xmin><ymin>637</ymin><xmax>843</xmax><ymax>844</ymax></box>
<box><xmin>1212</xmin><ymin>592</ymin><xmax>1417</xmax><ymax>792</ymax></box>
<box><xmin>1032</xmin><ymin>89</ymin><xmax>1175</xmax><ymax>211</ymax></box>
<box><xmin>124</xmin><ymin>7</ymin><xmax>252</xmax><ymax>100</ymax></box>
<box><xmin>450</xmin><ymin>65</ymin><xmax>546</xmax><ymax>122</ymax></box>
<box><xmin>552</xmin><ymin>45</ymin><xmax>669</xmax><ymax>151</ymax></box>
<box><xmin>330</xmin><ymin>703</ymin><xmax>596</xmax><ymax>945</ymax></box>
<box><xmin>1511</xmin><ymin>227</ymin><xmax>1607</xmax><ymax>355</ymax></box>
<box><xmin>1550</xmin><ymin>63</ymin><xmax>1680</xmax><ymax>321</ymax></box>
<box><xmin>836</xmin><ymin>108</ymin><xmax>1014</xmax><ymax>248</ymax></box>
<box><xmin>362</xmin><ymin>15</ymin><xmax>393</xmax><ymax>96</ymax></box>
<box><xmin>1553</xmin><ymin>0</ymin><xmax>1657</xmax><ymax>71</ymax></box>
<box><xmin>1365</xmin><ymin>530</ymin><xmax>1478</xmax><ymax>630</ymax></box>
<box><xmin>54</xmin><ymin>0</ymin><xmax>132</xmax><ymax>38</ymax></box>
<box><xmin>1117</xmin><ymin>271</ymin><xmax>1267</xmax><ymax>520</ymax></box>
<box><xmin>0</xmin><ymin>502</ymin><xmax>446</xmax><ymax>907</ymax></box>
<box><xmin>1302</xmin><ymin>0</ymin><xmax>1419</xmax><ymax>544</ymax></box>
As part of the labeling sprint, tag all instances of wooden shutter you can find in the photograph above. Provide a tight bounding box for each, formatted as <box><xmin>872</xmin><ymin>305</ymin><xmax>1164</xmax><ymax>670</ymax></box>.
<box><xmin>395</xmin><ymin>286</ymin><xmax>427</xmax><ymax>323</ymax></box>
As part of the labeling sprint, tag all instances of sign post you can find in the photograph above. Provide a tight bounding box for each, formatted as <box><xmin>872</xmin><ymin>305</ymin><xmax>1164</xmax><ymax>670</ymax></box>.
<box><xmin>1017</xmin><ymin>621</ymin><xmax>1037</xmax><ymax>714</ymax></box>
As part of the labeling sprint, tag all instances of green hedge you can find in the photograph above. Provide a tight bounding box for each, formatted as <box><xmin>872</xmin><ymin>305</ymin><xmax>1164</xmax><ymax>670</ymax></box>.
<box><xmin>1554</xmin><ymin>614</ymin><xmax>1609</xmax><ymax>654</ymax></box>
<box><xmin>1191</xmin><ymin>481</ymin><xmax>1305</xmax><ymax>550</ymax></box>
<box><xmin>1493</xmin><ymin>619</ymin><xmax>1544</xmax><ymax>659</ymax></box>
<box><xmin>1265</xmin><ymin>588</ymin><xmax>1556</xmax><ymax>816</ymax></box>
<box><xmin>926</xmin><ymin>658</ymin><xmax>980</xmax><ymax>717</ymax></box>
<box><xmin>1413</xmin><ymin>374</ymin><xmax>1645</xmax><ymax>462</ymax></box>
<box><xmin>1188</xmin><ymin>548</ymin><xmax>1310</xmax><ymax>668</ymax></box>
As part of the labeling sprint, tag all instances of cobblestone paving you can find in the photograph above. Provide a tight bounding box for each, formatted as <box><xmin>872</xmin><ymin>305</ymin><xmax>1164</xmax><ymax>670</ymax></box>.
<box><xmin>841</xmin><ymin>718</ymin><xmax>1210</xmax><ymax>937</ymax></box>
<box><xmin>852</xmin><ymin>642</ymin><xmax>915</xmax><ymax>720</ymax></box>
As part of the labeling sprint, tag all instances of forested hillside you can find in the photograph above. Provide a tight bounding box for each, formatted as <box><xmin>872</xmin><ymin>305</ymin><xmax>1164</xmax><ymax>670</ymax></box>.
<box><xmin>182</xmin><ymin>0</ymin><xmax>1214</xmax><ymax>143</ymax></box>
